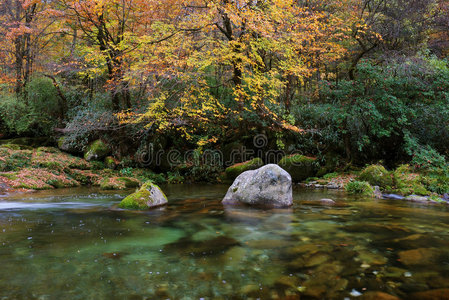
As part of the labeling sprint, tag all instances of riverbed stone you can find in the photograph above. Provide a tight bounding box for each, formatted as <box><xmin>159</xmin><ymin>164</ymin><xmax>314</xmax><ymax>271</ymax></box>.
<box><xmin>360</xmin><ymin>291</ymin><xmax>400</xmax><ymax>300</ymax></box>
<box><xmin>119</xmin><ymin>181</ymin><xmax>167</xmax><ymax>209</ymax></box>
<box><xmin>398</xmin><ymin>248</ymin><xmax>440</xmax><ymax>266</ymax></box>
<box><xmin>222</xmin><ymin>164</ymin><xmax>293</xmax><ymax>208</ymax></box>
<box><xmin>409</xmin><ymin>288</ymin><xmax>449</xmax><ymax>300</ymax></box>
<box><xmin>320</xmin><ymin>198</ymin><xmax>336</xmax><ymax>204</ymax></box>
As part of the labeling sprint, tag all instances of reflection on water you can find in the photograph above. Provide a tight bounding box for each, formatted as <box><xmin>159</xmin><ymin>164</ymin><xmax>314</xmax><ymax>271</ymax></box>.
<box><xmin>0</xmin><ymin>185</ymin><xmax>449</xmax><ymax>299</ymax></box>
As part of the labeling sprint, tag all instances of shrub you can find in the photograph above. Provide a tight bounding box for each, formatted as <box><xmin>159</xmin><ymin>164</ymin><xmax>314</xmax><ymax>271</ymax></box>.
<box><xmin>358</xmin><ymin>165</ymin><xmax>393</xmax><ymax>189</ymax></box>
<box><xmin>0</xmin><ymin>77</ymin><xmax>61</xmax><ymax>136</ymax></box>
<box><xmin>345</xmin><ymin>181</ymin><xmax>375</xmax><ymax>196</ymax></box>
<box><xmin>294</xmin><ymin>56</ymin><xmax>449</xmax><ymax>165</ymax></box>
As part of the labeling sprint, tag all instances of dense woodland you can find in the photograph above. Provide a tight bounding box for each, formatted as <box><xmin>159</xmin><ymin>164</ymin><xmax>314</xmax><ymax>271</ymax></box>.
<box><xmin>0</xmin><ymin>0</ymin><xmax>448</xmax><ymax>179</ymax></box>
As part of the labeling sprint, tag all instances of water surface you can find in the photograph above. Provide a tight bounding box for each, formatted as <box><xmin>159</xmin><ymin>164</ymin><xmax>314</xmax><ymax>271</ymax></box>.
<box><xmin>0</xmin><ymin>185</ymin><xmax>448</xmax><ymax>299</ymax></box>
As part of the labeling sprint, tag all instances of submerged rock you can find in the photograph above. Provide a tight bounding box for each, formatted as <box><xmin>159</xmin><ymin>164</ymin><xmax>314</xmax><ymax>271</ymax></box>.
<box><xmin>360</xmin><ymin>291</ymin><xmax>400</xmax><ymax>300</ymax></box>
<box><xmin>119</xmin><ymin>181</ymin><xmax>167</xmax><ymax>209</ymax></box>
<box><xmin>320</xmin><ymin>198</ymin><xmax>336</xmax><ymax>205</ymax></box>
<box><xmin>398</xmin><ymin>248</ymin><xmax>441</xmax><ymax>266</ymax></box>
<box><xmin>409</xmin><ymin>288</ymin><xmax>449</xmax><ymax>300</ymax></box>
<box><xmin>222</xmin><ymin>164</ymin><xmax>293</xmax><ymax>208</ymax></box>
<box><xmin>164</xmin><ymin>235</ymin><xmax>239</xmax><ymax>256</ymax></box>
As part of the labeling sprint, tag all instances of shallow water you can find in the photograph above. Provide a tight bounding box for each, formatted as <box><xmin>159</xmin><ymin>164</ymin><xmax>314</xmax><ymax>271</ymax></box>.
<box><xmin>0</xmin><ymin>185</ymin><xmax>449</xmax><ymax>299</ymax></box>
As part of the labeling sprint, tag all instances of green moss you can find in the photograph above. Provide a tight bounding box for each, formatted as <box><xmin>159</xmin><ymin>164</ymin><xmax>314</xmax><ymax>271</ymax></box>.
<box><xmin>345</xmin><ymin>181</ymin><xmax>375</xmax><ymax>196</ymax></box>
<box><xmin>0</xmin><ymin>172</ymin><xmax>18</xmax><ymax>180</ymax></box>
<box><xmin>18</xmin><ymin>182</ymin><xmax>53</xmax><ymax>190</ymax></box>
<box><xmin>36</xmin><ymin>147</ymin><xmax>60</xmax><ymax>153</ymax></box>
<box><xmin>225</xmin><ymin>158</ymin><xmax>263</xmax><ymax>180</ymax></box>
<box><xmin>0</xmin><ymin>144</ymin><xmax>21</xmax><ymax>150</ymax></box>
<box><xmin>84</xmin><ymin>139</ymin><xmax>111</xmax><ymax>161</ymax></box>
<box><xmin>420</xmin><ymin>174</ymin><xmax>449</xmax><ymax>195</ymax></box>
<box><xmin>100</xmin><ymin>177</ymin><xmax>140</xmax><ymax>190</ymax></box>
<box><xmin>278</xmin><ymin>154</ymin><xmax>318</xmax><ymax>182</ymax></box>
<box><xmin>68</xmin><ymin>157</ymin><xmax>90</xmax><ymax>170</ymax></box>
<box><xmin>358</xmin><ymin>165</ymin><xmax>393</xmax><ymax>189</ymax></box>
<box><xmin>46</xmin><ymin>178</ymin><xmax>78</xmax><ymax>188</ymax></box>
<box><xmin>0</xmin><ymin>150</ymin><xmax>33</xmax><ymax>171</ymax></box>
<box><xmin>35</xmin><ymin>160</ymin><xmax>63</xmax><ymax>170</ymax></box>
<box><xmin>104</xmin><ymin>156</ymin><xmax>117</xmax><ymax>169</ymax></box>
<box><xmin>118</xmin><ymin>177</ymin><xmax>140</xmax><ymax>188</ymax></box>
<box><xmin>323</xmin><ymin>172</ymin><xmax>339</xmax><ymax>179</ymax></box>
<box><xmin>119</xmin><ymin>182</ymin><xmax>167</xmax><ymax>210</ymax></box>
<box><xmin>393</xmin><ymin>164</ymin><xmax>430</xmax><ymax>196</ymax></box>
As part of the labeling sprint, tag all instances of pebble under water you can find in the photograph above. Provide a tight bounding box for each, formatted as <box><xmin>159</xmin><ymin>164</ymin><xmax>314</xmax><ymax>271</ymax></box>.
<box><xmin>0</xmin><ymin>185</ymin><xmax>449</xmax><ymax>299</ymax></box>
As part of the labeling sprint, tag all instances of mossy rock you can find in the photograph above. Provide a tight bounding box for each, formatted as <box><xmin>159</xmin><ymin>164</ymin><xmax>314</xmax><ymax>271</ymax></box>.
<box><xmin>358</xmin><ymin>165</ymin><xmax>393</xmax><ymax>189</ymax></box>
<box><xmin>225</xmin><ymin>158</ymin><xmax>263</xmax><ymax>180</ymax></box>
<box><xmin>119</xmin><ymin>181</ymin><xmax>168</xmax><ymax>210</ymax></box>
<box><xmin>278</xmin><ymin>155</ymin><xmax>318</xmax><ymax>182</ymax></box>
<box><xmin>36</xmin><ymin>147</ymin><xmax>60</xmax><ymax>153</ymax></box>
<box><xmin>68</xmin><ymin>157</ymin><xmax>90</xmax><ymax>170</ymax></box>
<box><xmin>100</xmin><ymin>177</ymin><xmax>140</xmax><ymax>190</ymax></box>
<box><xmin>345</xmin><ymin>181</ymin><xmax>375</xmax><ymax>196</ymax></box>
<box><xmin>46</xmin><ymin>178</ymin><xmax>80</xmax><ymax>189</ymax></box>
<box><xmin>316</xmin><ymin>152</ymin><xmax>341</xmax><ymax>177</ymax></box>
<box><xmin>0</xmin><ymin>144</ymin><xmax>33</xmax><ymax>150</ymax></box>
<box><xmin>104</xmin><ymin>156</ymin><xmax>118</xmax><ymax>169</ymax></box>
<box><xmin>84</xmin><ymin>140</ymin><xmax>111</xmax><ymax>161</ymax></box>
<box><xmin>392</xmin><ymin>164</ymin><xmax>430</xmax><ymax>196</ymax></box>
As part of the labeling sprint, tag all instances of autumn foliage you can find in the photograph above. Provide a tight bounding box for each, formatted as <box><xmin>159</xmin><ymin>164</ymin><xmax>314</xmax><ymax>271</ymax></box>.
<box><xmin>0</xmin><ymin>0</ymin><xmax>448</xmax><ymax>168</ymax></box>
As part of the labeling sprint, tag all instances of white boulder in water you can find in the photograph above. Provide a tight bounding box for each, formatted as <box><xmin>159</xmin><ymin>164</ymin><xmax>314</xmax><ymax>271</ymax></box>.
<box><xmin>222</xmin><ymin>164</ymin><xmax>293</xmax><ymax>208</ymax></box>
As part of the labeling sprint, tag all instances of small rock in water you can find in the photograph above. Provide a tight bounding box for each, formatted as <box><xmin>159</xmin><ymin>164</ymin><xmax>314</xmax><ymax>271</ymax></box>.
<box><xmin>373</xmin><ymin>186</ymin><xmax>382</xmax><ymax>199</ymax></box>
<box><xmin>320</xmin><ymin>198</ymin><xmax>336</xmax><ymax>205</ymax></box>
<box><xmin>383</xmin><ymin>194</ymin><xmax>405</xmax><ymax>200</ymax></box>
<box><xmin>326</xmin><ymin>184</ymin><xmax>340</xmax><ymax>189</ymax></box>
<box><xmin>350</xmin><ymin>289</ymin><xmax>362</xmax><ymax>297</ymax></box>
<box><xmin>405</xmin><ymin>195</ymin><xmax>429</xmax><ymax>203</ymax></box>
<box><xmin>398</xmin><ymin>248</ymin><xmax>441</xmax><ymax>266</ymax></box>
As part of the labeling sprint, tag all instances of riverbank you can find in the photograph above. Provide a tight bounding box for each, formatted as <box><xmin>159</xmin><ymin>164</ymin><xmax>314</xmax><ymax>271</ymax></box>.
<box><xmin>1</xmin><ymin>142</ymin><xmax>448</xmax><ymax>206</ymax></box>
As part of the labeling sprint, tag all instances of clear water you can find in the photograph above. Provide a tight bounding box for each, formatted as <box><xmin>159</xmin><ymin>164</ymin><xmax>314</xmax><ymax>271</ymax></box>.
<box><xmin>0</xmin><ymin>185</ymin><xmax>449</xmax><ymax>299</ymax></box>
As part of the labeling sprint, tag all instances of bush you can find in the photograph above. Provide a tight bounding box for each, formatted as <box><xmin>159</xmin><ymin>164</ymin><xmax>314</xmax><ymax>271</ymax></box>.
<box><xmin>358</xmin><ymin>165</ymin><xmax>394</xmax><ymax>189</ymax></box>
<box><xmin>345</xmin><ymin>181</ymin><xmax>375</xmax><ymax>196</ymax></box>
<box><xmin>294</xmin><ymin>56</ymin><xmax>449</xmax><ymax>165</ymax></box>
<box><xmin>0</xmin><ymin>77</ymin><xmax>61</xmax><ymax>136</ymax></box>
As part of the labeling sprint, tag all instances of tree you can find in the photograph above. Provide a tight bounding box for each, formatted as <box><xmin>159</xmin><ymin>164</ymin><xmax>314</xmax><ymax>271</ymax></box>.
<box><xmin>0</xmin><ymin>0</ymin><xmax>62</xmax><ymax>98</ymax></box>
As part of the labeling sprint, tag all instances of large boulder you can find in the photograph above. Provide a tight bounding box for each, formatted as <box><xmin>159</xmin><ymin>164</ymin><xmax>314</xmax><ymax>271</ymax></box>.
<box><xmin>119</xmin><ymin>181</ymin><xmax>168</xmax><ymax>209</ymax></box>
<box><xmin>84</xmin><ymin>139</ymin><xmax>111</xmax><ymax>161</ymax></box>
<box><xmin>222</xmin><ymin>164</ymin><xmax>293</xmax><ymax>208</ymax></box>
<box><xmin>278</xmin><ymin>154</ymin><xmax>318</xmax><ymax>182</ymax></box>
<box><xmin>225</xmin><ymin>158</ymin><xmax>263</xmax><ymax>180</ymax></box>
